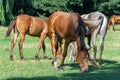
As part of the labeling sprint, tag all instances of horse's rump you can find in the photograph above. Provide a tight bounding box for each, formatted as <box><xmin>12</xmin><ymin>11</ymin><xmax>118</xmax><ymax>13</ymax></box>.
<box><xmin>49</xmin><ymin>11</ymin><xmax>78</xmax><ymax>39</ymax></box>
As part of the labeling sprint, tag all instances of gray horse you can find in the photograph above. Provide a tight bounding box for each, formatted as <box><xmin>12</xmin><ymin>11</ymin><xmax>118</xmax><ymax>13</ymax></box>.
<box><xmin>70</xmin><ymin>11</ymin><xmax>108</xmax><ymax>66</ymax></box>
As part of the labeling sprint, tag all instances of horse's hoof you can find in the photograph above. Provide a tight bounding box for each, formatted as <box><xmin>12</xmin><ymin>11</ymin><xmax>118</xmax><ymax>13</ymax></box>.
<box><xmin>98</xmin><ymin>62</ymin><xmax>102</xmax><ymax>68</ymax></box>
<box><xmin>57</xmin><ymin>66</ymin><xmax>64</xmax><ymax>71</ymax></box>
<box><xmin>91</xmin><ymin>60</ymin><xmax>97</xmax><ymax>67</ymax></box>
<box><xmin>20</xmin><ymin>56</ymin><xmax>24</xmax><ymax>60</ymax></box>
<box><xmin>10</xmin><ymin>55</ymin><xmax>14</xmax><ymax>61</ymax></box>
<box><xmin>99</xmin><ymin>61</ymin><xmax>102</xmax><ymax>65</ymax></box>
<box><xmin>20</xmin><ymin>58</ymin><xmax>24</xmax><ymax>61</ymax></box>
<box><xmin>35</xmin><ymin>58</ymin><xmax>39</xmax><ymax>61</ymax></box>
<box><xmin>52</xmin><ymin>61</ymin><xmax>58</xmax><ymax>69</ymax></box>
<box><xmin>35</xmin><ymin>56</ymin><xmax>39</xmax><ymax>61</ymax></box>
<box><xmin>10</xmin><ymin>58</ymin><xmax>14</xmax><ymax>61</ymax></box>
<box><xmin>43</xmin><ymin>56</ymin><xmax>48</xmax><ymax>59</ymax></box>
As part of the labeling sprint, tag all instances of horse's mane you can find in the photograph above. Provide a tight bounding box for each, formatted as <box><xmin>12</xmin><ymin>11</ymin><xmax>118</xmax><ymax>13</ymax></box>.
<box><xmin>76</xmin><ymin>13</ymin><xmax>86</xmax><ymax>51</ymax></box>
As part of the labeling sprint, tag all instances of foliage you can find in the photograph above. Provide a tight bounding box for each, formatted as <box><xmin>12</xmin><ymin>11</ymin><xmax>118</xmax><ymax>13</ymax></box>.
<box><xmin>0</xmin><ymin>0</ymin><xmax>5</xmax><ymax>25</ymax></box>
<box><xmin>0</xmin><ymin>0</ymin><xmax>120</xmax><ymax>25</ymax></box>
<box><xmin>94</xmin><ymin>0</ymin><xmax>120</xmax><ymax>16</ymax></box>
<box><xmin>31</xmin><ymin>0</ymin><xmax>71</xmax><ymax>17</ymax></box>
<box><xmin>3</xmin><ymin>0</ymin><xmax>14</xmax><ymax>25</ymax></box>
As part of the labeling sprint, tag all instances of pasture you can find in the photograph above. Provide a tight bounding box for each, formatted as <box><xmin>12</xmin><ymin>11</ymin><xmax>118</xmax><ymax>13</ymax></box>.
<box><xmin>0</xmin><ymin>25</ymin><xmax>120</xmax><ymax>80</ymax></box>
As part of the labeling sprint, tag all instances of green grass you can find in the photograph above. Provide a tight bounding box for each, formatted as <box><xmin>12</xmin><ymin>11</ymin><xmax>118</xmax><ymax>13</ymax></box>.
<box><xmin>0</xmin><ymin>25</ymin><xmax>120</xmax><ymax>80</ymax></box>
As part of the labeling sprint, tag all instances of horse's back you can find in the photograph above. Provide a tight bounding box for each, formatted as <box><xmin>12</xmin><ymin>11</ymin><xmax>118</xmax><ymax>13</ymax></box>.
<box><xmin>16</xmin><ymin>14</ymin><xmax>48</xmax><ymax>36</ymax></box>
<box><xmin>83</xmin><ymin>11</ymin><xmax>104</xmax><ymax>20</ymax></box>
<box><xmin>82</xmin><ymin>11</ymin><xmax>107</xmax><ymax>34</ymax></box>
<box><xmin>29</xmin><ymin>17</ymin><xmax>48</xmax><ymax>36</ymax></box>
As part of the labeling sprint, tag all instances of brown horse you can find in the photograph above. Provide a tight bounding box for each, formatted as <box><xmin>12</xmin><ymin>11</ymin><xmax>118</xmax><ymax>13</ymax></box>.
<box><xmin>48</xmin><ymin>11</ymin><xmax>89</xmax><ymax>72</ymax></box>
<box><xmin>108</xmin><ymin>15</ymin><xmax>120</xmax><ymax>31</ymax></box>
<box><xmin>6</xmin><ymin>14</ymin><xmax>48</xmax><ymax>60</ymax></box>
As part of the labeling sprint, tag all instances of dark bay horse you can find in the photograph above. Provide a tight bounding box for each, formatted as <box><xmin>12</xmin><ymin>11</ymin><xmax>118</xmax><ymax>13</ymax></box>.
<box><xmin>108</xmin><ymin>15</ymin><xmax>120</xmax><ymax>31</ymax></box>
<box><xmin>6</xmin><ymin>14</ymin><xmax>48</xmax><ymax>60</ymax></box>
<box><xmin>70</xmin><ymin>11</ymin><xmax>108</xmax><ymax>66</ymax></box>
<box><xmin>48</xmin><ymin>11</ymin><xmax>89</xmax><ymax>72</ymax></box>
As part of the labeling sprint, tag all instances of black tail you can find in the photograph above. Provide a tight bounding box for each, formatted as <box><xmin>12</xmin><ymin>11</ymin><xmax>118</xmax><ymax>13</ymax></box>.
<box><xmin>6</xmin><ymin>17</ymin><xmax>17</xmax><ymax>37</ymax></box>
<box><xmin>76</xmin><ymin>14</ymin><xmax>86</xmax><ymax>51</ymax></box>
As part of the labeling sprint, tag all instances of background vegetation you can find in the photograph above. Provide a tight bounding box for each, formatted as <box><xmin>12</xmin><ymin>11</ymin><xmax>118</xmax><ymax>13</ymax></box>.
<box><xmin>0</xmin><ymin>0</ymin><xmax>120</xmax><ymax>25</ymax></box>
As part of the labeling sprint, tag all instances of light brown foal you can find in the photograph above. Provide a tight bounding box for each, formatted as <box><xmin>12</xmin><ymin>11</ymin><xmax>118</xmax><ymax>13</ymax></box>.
<box><xmin>108</xmin><ymin>15</ymin><xmax>120</xmax><ymax>31</ymax></box>
<box><xmin>6</xmin><ymin>14</ymin><xmax>48</xmax><ymax>60</ymax></box>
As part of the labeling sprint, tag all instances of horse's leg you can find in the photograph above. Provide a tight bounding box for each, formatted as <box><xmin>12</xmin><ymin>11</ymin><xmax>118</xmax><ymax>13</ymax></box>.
<box><xmin>56</xmin><ymin>39</ymin><xmax>62</xmax><ymax>59</ymax></box>
<box><xmin>58</xmin><ymin>40</ymin><xmax>70</xmax><ymax>70</ymax></box>
<box><xmin>10</xmin><ymin>28</ymin><xmax>19</xmax><ymax>60</ymax></box>
<box><xmin>19</xmin><ymin>33</ymin><xmax>26</xmax><ymax>60</ymax></box>
<box><xmin>69</xmin><ymin>44</ymin><xmax>75</xmax><ymax>62</ymax></box>
<box><xmin>91</xmin><ymin>31</ymin><xmax>97</xmax><ymax>66</ymax></box>
<box><xmin>42</xmin><ymin>41</ymin><xmax>48</xmax><ymax>59</ymax></box>
<box><xmin>99</xmin><ymin>33</ymin><xmax>105</xmax><ymax>66</ymax></box>
<box><xmin>35</xmin><ymin>32</ymin><xmax>47</xmax><ymax>60</ymax></box>
<box><xmin>87</xmin><ymin>36</ymin><xmax>92</xmax><ymax>61</ymax></box>
<box><xmin>70</xmin><ymin>42</ymin><xmax>77</xmax><ymax>62</ymax></box>
<box><xmin>112</xmin><ymin>22</ymin><xmax>115</xmax><ymax>31</ymax></box>
<box><xmin>49</xmin><ymin>32</ymin><xmax>58</xmax><ymax>69</ymax></box>
<box><xmin>87</xmin><ymin>35</ymin><xmax>91</xmax><ymax>47</ymax></box>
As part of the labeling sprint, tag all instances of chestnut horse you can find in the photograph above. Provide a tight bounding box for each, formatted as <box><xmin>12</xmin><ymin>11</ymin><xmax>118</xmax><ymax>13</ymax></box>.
<box><xmin>6</xmin><ymin>14</ymin><xmax>48</xmax><ymax>60</ymax></box>
<box><xmin>48</xmin><ymin>11</ymin><xmax>89</xmax><ymax>72</ymax></box>
<box><xmin>108</xmin><ymin>15</ymin><xmax>120</xmax><ymax>31</ymax></box>
<box><xmin>69</xmin><ymin>11</ymin><xmax>108</xmax><ymax>66</ymax></box>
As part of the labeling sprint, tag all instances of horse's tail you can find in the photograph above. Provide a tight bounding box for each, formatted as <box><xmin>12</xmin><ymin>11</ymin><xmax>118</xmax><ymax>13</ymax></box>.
<box><xmin>99</xmin><ymin>14</ymin><xmax>108</xmax><ymax>34</ymax></box>
<box><xmin>76</xmin><ymin>14</ymin><xmax>86</xmax><ymax>51</ymax></box>
<box><xmin>6</xmin><ymin>17</ymin><xmax>17</xmax><ymax>37</ymax></box>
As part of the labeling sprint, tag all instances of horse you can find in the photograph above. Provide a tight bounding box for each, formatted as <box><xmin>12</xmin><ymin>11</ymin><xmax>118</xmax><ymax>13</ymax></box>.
<box><xmin>107</xmin><ymin>15</ymin><xmax>120</xmax><ymax>31</ymax></box>
<box><xmin>6</xmin><ymin>14</ymin><xmax>48</xmax><ymax>60</ymax></box>
<box><xmin>69</xmin><ymin>11</ymin><xmax>108</xmax><ymax>66</ymax></box>
<box><xmin>48</xmin><ymin>11</ymin><xmax>89</xmax><ymax>72</ymax></box>
<box><xmin>69</xmin><ymin>41</ymin><xmax>77</xmax><ymax>62</ymax></box>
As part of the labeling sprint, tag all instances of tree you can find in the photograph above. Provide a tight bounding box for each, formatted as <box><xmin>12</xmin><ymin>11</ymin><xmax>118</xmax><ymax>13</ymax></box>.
<box><xmin>0</xmin><ymin>0</ymin><xmax>120</xmax><ymax>26</ymax></box>
<box><xmin>0</xmin><ymin>0</ymin><xmax>5</xmax><ymax>25</ymax></box>
<box><xmin>93</xmin><ymin>0</ymin><xmax>120</xmax><ymax>16</ymax></box>
<box><xmin>3</xmin><ymin>0</ymin><xmax>14</xmax><ymax>25</ymax></box>
<box><xmin>31</xmin><ymin>0</ymin><xmax>71</xmax><ymax>17</ymax></box>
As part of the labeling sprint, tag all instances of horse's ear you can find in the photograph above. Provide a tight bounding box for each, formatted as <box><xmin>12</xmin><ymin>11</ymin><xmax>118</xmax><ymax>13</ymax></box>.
<box><xmin>86</xmin><ymin>45</ymin><xmax>91</xmax><ymax>51</ymax></box>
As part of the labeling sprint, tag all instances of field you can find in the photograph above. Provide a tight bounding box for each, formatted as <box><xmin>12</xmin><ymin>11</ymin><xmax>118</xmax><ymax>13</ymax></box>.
<box><xmin>0</xmin><ymin>25</ymin><xmax>120</xmax><ymax>80</ymax></box>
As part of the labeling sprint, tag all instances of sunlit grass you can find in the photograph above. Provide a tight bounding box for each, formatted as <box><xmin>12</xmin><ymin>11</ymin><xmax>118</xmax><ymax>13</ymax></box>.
<box><xmin>0</xmin><ymin>25</ymin><xmax>120</xmax><ymax>80</ymax></box>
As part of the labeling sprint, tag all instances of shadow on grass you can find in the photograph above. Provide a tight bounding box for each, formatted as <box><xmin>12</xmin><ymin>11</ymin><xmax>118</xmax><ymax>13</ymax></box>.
<box><xmin>7</xmin><ymin>59</ymin><xmax>120</xmax><ymax>80</ymax></box>
<box><xmin>64</xmin><ymin>59</ymin><xmax>118</xmax><ymax>71</ymax></box>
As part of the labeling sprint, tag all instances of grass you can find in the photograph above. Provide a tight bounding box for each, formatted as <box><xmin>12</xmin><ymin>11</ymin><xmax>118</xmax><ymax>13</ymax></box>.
<box><xmin>0</xmin><ymin>25</ymin><xmax>120</xmax><ymax>80</ymax></box>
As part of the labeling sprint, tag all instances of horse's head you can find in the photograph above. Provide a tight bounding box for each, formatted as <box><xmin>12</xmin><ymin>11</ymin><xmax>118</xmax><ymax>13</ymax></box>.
<box><xmin>81</xmin><ymin>49</ymin><xmax>90</xmax><ymax>72</ymax></box>
<box><xmin>76</xmin><ymin>46</ymin><xmax>90</xmax><ymax>72</ymax></box>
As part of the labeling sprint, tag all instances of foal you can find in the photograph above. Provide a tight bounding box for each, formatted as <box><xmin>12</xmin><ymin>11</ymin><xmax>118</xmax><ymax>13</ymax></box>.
<box><xmin>6</xmin><ymin>14</ymin><xmax>48</xmax><ymax>60</ymax></box>
<box><xmin>107</xmin><ymin>15</ymin><xmax>120</xmax><ymax>31</ymax></box>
